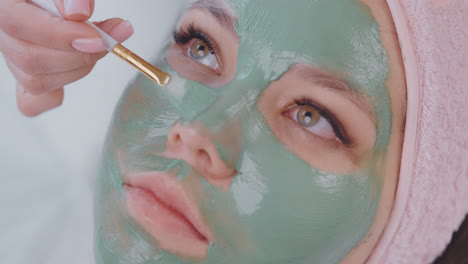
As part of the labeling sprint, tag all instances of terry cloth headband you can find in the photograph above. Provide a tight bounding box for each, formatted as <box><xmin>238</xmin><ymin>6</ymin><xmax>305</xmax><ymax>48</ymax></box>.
<box><xmin>368</xmin><ymin>0</ymin><xmax>468</xmax><ymax>263</ymax></box>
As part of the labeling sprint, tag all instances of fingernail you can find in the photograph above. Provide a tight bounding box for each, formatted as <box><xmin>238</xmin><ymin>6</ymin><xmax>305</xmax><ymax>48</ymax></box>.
<box><xmin>65</xmin><ymin>0</ymin><xmax>90</xmax><ymax>17</ymax></box>
<box><xmin>109</xmin><ymin>20</ymin><xmax>134</xmax><ymax>42</ymax></box>
<box><xmin>72</xmin><ymin>38</ymin><xmax>105</xmax><ymax>53</ymax></box>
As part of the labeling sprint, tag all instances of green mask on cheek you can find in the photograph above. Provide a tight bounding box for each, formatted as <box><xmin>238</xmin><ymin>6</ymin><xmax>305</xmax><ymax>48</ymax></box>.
<box><xmin>95</xmin><ymin>0</ymin><xmax>392</xmax><ymax>263</ymax></box>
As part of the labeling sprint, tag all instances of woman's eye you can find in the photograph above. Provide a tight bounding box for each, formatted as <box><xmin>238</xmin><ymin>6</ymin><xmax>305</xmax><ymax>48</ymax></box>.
<box><xmin>290</xmin><ymin>105</ymin><xmax>337</xmax><ymax>140</ymax></box>
<box><xmin>297</xmin><ymin>105</ymin><xmax>320</xmax><ymax>127</ymax></box>
<box><xmin>187</xmin><ymin>39</ymin><xmax>220</xmax><ymax>71</ymax></box>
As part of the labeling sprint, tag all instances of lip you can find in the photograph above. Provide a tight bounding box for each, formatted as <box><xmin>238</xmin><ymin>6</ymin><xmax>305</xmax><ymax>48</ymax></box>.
<box><xmin>124</xmin><ymin>171</ymin><xmax>213</xmax><ymax>259</ymax></box>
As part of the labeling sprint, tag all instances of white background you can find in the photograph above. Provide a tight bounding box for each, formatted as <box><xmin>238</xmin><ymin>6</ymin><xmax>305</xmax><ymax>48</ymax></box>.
<box><xmin>0</xmin><ymin>1</ymin><xmax>184</xmax><ymax>263</ymax></box>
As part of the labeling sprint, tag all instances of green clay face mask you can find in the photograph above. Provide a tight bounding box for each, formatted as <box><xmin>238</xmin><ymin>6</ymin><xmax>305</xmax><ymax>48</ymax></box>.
<box><xmin>95</xmin><ymin>0</ymin><xmax>392</xmax><ymax>263</ymax></box>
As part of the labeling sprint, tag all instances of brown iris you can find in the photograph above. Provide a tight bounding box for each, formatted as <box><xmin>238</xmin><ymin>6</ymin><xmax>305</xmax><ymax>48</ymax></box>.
<box><xmin>189</xmin><ymin>39</ymin><xmax>210</xmax><ymax>60</ymax></box>
<box><xmin>297</xmin><ymin>105</ymin><xmax>321</xmax><ymax>128</ymax></box>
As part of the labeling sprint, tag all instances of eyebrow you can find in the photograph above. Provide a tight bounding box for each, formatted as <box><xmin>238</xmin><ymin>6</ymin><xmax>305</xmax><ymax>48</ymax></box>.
<box><xmin>190</xmin><ymin>0</ymin><xmax>237</xmax><ymax>36</ymax></box>
<box><xmin>294</xmin><ymin>65</ymin><xmax>375</xmax><ymax>121</ymax></box>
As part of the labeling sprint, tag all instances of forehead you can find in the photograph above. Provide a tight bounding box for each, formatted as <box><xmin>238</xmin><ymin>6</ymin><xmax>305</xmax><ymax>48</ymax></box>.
<box><xmin>204</xmin><ymin>1</ymin><xmax>383</xmax><ymax>86</ymax></box>
<box><xmin>187</xmin><ymin>0</ymin><xmax>389</xmax><ymax>123</ymax></box>
<box><xmin>193</xmin><ymin>0</ymin><xmax>372</xmax><ymax>26</ymax></box>
<box><xmin>191</xmin><ymin>0</ymin><xmax>379</xmax><ymax>64</ymax></box>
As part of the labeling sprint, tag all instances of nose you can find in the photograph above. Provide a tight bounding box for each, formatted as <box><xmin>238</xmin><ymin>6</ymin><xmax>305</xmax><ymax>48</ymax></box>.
<box><xmin>164</xmin><ymin>122</ymin><xmax>237</xmax><ymax>190</ymax></box>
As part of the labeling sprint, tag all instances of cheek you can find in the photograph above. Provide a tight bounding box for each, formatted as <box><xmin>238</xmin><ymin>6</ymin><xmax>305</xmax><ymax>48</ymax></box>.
<box><xmin>217</xmin><ymin>110</ymin><xmax>382</xmax><ymax>262</ymax></box>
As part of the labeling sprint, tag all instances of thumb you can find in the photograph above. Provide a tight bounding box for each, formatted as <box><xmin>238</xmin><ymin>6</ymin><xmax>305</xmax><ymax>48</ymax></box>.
<box><xmin>54</xmin><ymin>0</ymin><xmax>95</xmax><ymax>21</ymax></box>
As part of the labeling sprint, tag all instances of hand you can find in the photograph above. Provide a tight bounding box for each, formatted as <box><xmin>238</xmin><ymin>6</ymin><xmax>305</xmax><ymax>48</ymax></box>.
<box><xmin>0</xmin><ymin>0</ymin><xmax>134</xmax><ymax>116</ymax></box>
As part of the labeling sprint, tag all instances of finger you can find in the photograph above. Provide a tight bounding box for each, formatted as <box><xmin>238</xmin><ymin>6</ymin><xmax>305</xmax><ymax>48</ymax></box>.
<box><xmin>7</xmin><ymin>59</ymin><xmax>95</xmax><ymax>95</ymax></box>
<box><xmin>53</xmin><ymin>0</ymin><xmax>95</xmax><ymax>22</ymax></box>
<box><xmin>94</xmin><ymin>18</ymin><xmax>134</xmax><ymax>43</ymax></box>
<box><xmin>17</xmin><ymin>84</ymin><xmax>64</xmax><ymax>117</ymax></box>
<box><xmin>0</xmin><ymin>18</ymin><xmax>133</xmax><ymax>74</ymax></box>
<box><xmin>72</xmin><ymin>18</ymin><xmax>134</xmax><ymax>52</ymax></box>
<box><xmin>0</xmin><ymin>30</ymin><xmax>105</xmax><ymax>74</ymax></box>
<box><xmin>0</xmin><ymin>1</ymin><xmax>101</xmax><ymax>51</ymax></box>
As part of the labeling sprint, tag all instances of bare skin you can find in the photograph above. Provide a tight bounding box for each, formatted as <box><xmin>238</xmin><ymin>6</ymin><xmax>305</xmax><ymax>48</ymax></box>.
<box><xmin>166</xmin><ymin>0</ymin><xmax>407</xmax><ymax>262</ymax></box>
<box><xmin>3</xmin><ymin>0</ymin><xmax>406</xmax><ymax>262</ymax></box>
<box><xmin>341</xmin><ymin>0</ymin><xmax>406</xmax><ymax>262</ymax></box>
<box><xmin>0</xmin><ymin>0</ymin><xmax>134</xmax><ymax>116</ymax></box>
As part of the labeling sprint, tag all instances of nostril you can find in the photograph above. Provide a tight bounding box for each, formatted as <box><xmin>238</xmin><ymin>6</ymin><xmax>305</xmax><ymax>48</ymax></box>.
<box><xmin>196</xmin><ymin>149</ymin><xmax>212</xmax><ymax>168</ymax></box>
<box><xmin>174</xmin><ymin>134</ymin><xmax>181</xmax><ymax>144</ymax></box>
<box><xmin>169</xmin><ymin>133</ymin><xmax>182</xmax><ymax>146</ymax></box>
<box><xmin>165</xmin><ymin>123</ymin><xmax>237</xmax><ymax>187</ymax></box>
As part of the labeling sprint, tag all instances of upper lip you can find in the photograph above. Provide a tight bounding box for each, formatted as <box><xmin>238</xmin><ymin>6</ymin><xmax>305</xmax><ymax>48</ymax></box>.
<box><xmin>124</xmin><ymin>171</ymin><xmax>213</xmax><ymax>243</ymax></box>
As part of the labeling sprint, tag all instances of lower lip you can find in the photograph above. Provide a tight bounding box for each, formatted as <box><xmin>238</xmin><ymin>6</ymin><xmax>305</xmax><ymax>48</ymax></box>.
<box><xmin>125</xmin><ymin>185</ymin><xmax>209</xmax><ymax>259</ymax></box>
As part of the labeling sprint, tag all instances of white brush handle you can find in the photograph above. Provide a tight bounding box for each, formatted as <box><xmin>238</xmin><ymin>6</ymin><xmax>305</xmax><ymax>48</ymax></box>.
<box><xmin>30</xmin><ymin>0</ymin><xmax>118</xmax><ymax>51</ymax></box>
<box><xmin>84</xmin><ymin>21</ymin><xmax>118</xmax><ymax>50</ymax></box>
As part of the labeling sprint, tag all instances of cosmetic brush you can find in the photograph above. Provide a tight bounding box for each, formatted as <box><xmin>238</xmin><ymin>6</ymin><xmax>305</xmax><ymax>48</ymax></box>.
<box><xmin>31</xmin><ymin>0</ymin><xmax>171</xmax><ymax>86</ymax></box>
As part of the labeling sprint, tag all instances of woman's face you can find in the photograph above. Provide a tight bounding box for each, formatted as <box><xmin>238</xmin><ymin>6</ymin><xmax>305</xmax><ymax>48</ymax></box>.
<box><xmin>95</xmin><ymin>0</ymin><xmax>405</xmax><ymax>263</ymax></box>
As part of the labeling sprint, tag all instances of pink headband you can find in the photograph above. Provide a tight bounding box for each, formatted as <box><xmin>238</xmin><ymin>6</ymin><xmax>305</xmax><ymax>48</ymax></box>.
<box><xmin>369</xmin><ymin>0</ymin><xmax>468</xmax><ymax>263</ymax></box>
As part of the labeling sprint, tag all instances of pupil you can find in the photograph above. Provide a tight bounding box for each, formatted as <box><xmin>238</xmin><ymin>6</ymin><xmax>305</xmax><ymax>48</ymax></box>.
<box><xmin>190</xmin><ymin>40</ymin><xmax>208</xmax><ymax>59</ymax></box>
<box><xmin>197</xmin><ymin>44</ymin><xmax>205</xmax><ymax>57</ymax></box>
<box><xmin>297</xmin><ymin>106</ymin><xmax>320</xmax><ymax>128</ymax></box>
<box><xmin>303</xmin><ymin>112</ymin><xmax>313</xmax><ymax>124</ymax></box>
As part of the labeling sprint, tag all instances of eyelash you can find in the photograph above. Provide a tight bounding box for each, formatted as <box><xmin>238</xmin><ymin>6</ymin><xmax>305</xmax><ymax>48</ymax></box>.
<box><xmin>173</xmin><ymin>23</ymin><xmax>216</xmax><ymax>55</ymax></box>
<box><xmin>293</xmin><ymin>97</ymin><xmax>351</xmax><ymax>146</ymax></box>
<box><xmin>173</xmin><ymin>25</ymin><xmax>350</xmax><ymax>146</ymax></box>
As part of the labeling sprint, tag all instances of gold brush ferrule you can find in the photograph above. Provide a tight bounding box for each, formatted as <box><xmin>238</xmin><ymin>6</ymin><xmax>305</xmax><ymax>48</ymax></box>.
<box><xmin>112</xmin><ymin>44</ymin><xmax>171</xmax><ymax>86</ymax></box>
